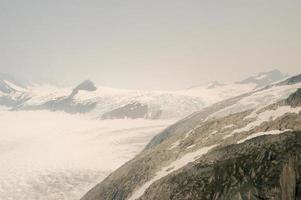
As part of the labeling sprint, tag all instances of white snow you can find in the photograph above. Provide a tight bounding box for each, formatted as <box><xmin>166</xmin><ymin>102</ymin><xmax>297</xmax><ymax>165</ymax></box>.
<box><xmin>255</xmin><ymin>74</ymin><xmax>267</xmax><ymax>80</ymax></box>
<box><xmin>223</xmin><ymin>124</ymin><xmax>235</xmax><ymax>129</ymax></box>
<box><xmin>237</xmin><ymin>129</ymin><xmax>291</xmax><ymax>144</ymax></box>
<box><xmin>223</xmin><ymin>106</ymin><xmax>301</xmax><ymax>139</ymax></box>
<box><xmin>25</xmin><ymin>84</ymin><xmax>71</xmax><ymax>105</ymax></box>
<box><xmin>128</xmin><ymin>144</ymin><xmax>218</xmax><ymax>200</ymax></box>
<box><xmin>234</xmin><ymin>106</ymin><xmax>301</xmax><ymax>134</ymax></box>
<box><xmin>68</xmin><ymin>85</ymin><xmax>234</xmax><ymax>120</ymax></box>
<box><xmin>186</xmin><ymin>144</ymin><xmax>196</xmax><ymax>149</ymax></box>
<box><xmin>0</xmin><ymin>78</ymin><xmax>268</xmax><ymax>120</ymax></box>
<box><xmin>3</xmin><ymin>80</ymin><xmax>27</xmax><ymax>92</ymax></box>
<box><xmin>169</xmin><ymin>140</ymin><xmax>181</xmax><ymax>150</ymax></box>
<box><xmin>0</xmin><ymin>109</ymin><xmax>174</xmax><ymax>200</ymax></box>
<box><xmin>184</xmin><ymin>130</ymin><xmax>193</xmax><ymax>139</ymax></box>
<box><xmin>178</xmin><ymin>83</ymin><xmax>257</xmax><ymax>104</ymax></box>
<box><xmin>208</xmin><ymin>82</ymin><xmax>301</xmax><ymax>120</ymax></box>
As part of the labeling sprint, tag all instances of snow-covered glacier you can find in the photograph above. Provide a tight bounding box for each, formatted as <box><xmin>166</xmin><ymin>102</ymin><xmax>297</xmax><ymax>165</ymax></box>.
<box><xmin>0</xmin><ymin>70</ymin><xmax>288</xmax><ymax>199</ymax></box>
<box><xmin>0</xmin><ymin>108</ymin><xmax>174</xmax><ymax>200</ymax></box>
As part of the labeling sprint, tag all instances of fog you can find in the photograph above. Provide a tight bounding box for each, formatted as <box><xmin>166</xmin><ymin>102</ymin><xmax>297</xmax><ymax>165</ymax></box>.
<box><xmin>1</xmin><ymin>0</ymin><xmax>300</xmax><ymax>89</ymax></box>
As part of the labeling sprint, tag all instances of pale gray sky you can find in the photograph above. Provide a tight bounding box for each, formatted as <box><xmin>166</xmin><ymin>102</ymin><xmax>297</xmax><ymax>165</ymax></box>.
<box><xmin>0</xmin><ymin>0</ymin><xmax>300</xmax><ymax>89</ymax></box>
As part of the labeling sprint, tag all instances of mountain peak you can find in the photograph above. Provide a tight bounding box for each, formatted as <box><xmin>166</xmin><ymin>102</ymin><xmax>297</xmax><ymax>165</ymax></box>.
<box><xmin>0</xmin><ymin>73</ymin><xmax>27</xmax><ymax>93</ymax></box>
<box><xmin>237</xmin><ymin>69</ymin><xmax>287</xmax><ymax>87</ymax></box>
<box><xmin>74</xmin><ymin>80</ymin><xmax>97</xmax><ymax>92</ymax></box>
<box><xmin>68</xmin><ymin>80</ymin><xmax>97</xmax><ymax>98</ymax></box>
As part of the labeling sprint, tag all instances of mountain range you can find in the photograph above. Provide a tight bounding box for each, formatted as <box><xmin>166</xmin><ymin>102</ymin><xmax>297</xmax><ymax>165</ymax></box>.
<box><xmin>80</xmin><ymin>72</ymin><xmax>301</xmax><ymax>200</ymax></box>
<box><xmin>0</xmin><ymin>69</ymin><xmax>288</xmax><ymax>120</ymax></box>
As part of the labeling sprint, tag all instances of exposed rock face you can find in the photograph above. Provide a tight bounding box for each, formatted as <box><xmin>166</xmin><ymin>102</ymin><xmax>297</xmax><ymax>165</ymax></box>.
<box><xmin>285</xmin><ymin>88</ymin><xmax>301</xmax><ymax>107</ymax></box>
<box><xmin>82</xmin><ymin>132</ymin><xmax>301</xmax><ymax>200</ymax></box>
<box><xmin>0</xmin><ymin>95</ymin><xmax>29</xmax><ymax>108</ymax></box>
<box><xmin>139</xmin><ymin>133</ymin><xmax>301</xmax><ymax>200</ymax></box>
<box><xmin>101</xmin><ymin>103</ymin><xmax>154</xmax><ymax>119</ymax></box>
<box><xmin>237</xmin><ymin>69</ymin><xmax>287</xmax><ymax>88</ymax></box>
<box><xmin>40</xmin><ymin>97</ymin><xmax>97</xmax><ymax>113</ymax></box>
<box><xmin>81</xmin><ymin>74</ymin><xmax>301</xmax><ymax>200</ymax></box>
<box><xmin>21</xmin><ymin>80</ymin><xmax>98</xmax><ymax>113</ymax></box>
<box><xmin>74</xmin><ymin>80</ymin><xmax>97</xmax><ymax>92</ymax></box>
<box><xmin>279</xmin><ymin>74</ymin><xmax>301</xmax><ymax>86</ymax></box>
<box><xmin>70</xmin><ymin>80</ymin><xmax>97</xmax><ymax>98</ymax></box>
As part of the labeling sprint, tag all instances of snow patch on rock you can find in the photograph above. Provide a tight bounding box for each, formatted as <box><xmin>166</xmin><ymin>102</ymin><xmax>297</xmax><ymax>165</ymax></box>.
<box><xmin>128</xmin><ymin>144</ymin><xmax>218</xmax><ymax>200</ymax></box>
<box><xmin>237</xmin><ymin>129</ymin><xmax>292</xmax><ymax>144</ymax></box>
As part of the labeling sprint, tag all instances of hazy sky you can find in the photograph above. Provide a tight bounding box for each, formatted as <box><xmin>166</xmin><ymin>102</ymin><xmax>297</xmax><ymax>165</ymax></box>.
<box><xmin>0</xmin><ymin>0</ymin><xmax>300</xmax><ymax>89</ymax></box>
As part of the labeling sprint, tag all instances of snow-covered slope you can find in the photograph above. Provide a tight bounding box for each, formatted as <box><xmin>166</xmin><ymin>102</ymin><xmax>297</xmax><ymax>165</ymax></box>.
<box><xmin>0</xmin><ymin>108</ymin><xmax>174</xmax><ymax>200</ymax></box>
<box><xmin>0</xmin><ymin>70</ymin><xmax>288</xmax><ymax>120</ymax></box>
<box><xmin>179</xmin><ymin>69</ymin><xmax>288</xmax><ymax>101</ymax></box>
<box><xmin>0</xmin><ymin>73</ymin><xmax>27</xmax><ymax>94</ymax></box>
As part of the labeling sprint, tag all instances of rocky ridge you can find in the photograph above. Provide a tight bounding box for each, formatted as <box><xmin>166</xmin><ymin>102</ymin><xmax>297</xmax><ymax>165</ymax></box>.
<box><xmin>81</xmin><ymin>74</ymin><xmax>301</xmax><ymax>200</ymax></box>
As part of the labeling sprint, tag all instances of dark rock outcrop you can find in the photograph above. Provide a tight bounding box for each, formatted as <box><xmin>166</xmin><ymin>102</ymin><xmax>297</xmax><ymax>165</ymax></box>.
<box><xmin>140</xmin><ymin>132</ymin><xmax>301</xmax><ymax>200</ymax></box>
<box><xmin>81</xmin><ymin>132</ymin><xmax>301</xmax><ymax>200</ymax></box>
<box><xmin>41</xmin><ymin>97</ymin><xmax>97</xmax><ymax>113</ymax></box>
<box><xmin>278</xmin><ymin>74</ymin><xmax>301</xmax><ymax>86</ymax></box>
<box><xmin>101</xmin><ymin>103</ymin><xmax>150</xmax><ymax>119</ymax></box>
<box><xmin>70</xmin><ymin>80</ymin><xmax>97</xmax><ymax>98</ymax></box>
<box><xmin>285</xmin><ymin>88</ymin><xmax>301</xmax><ymax>107</ymax></box>
<box><xmin>237</xmin><ymin>69</ymin><xmax>287</xmax><ymax>88</ymax></box>
<box><xmin>21</xmin><ymin>80</ymin><xmax>98</xmax><ymax>114</ymax></box>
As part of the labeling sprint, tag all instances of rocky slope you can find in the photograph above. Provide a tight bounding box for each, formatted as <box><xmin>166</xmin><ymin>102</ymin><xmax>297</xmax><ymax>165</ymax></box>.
<box><xmin>81</xmin><ymin>73</ymin><xmax>301</xmax><ymax>200</ymax></box>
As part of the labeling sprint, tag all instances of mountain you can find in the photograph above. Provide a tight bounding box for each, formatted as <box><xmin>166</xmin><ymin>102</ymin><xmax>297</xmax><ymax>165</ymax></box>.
<box><xmin>81</xmin><ymin>74</ymin><xmax>301</xmax><ymax>200</ymax></box>
<box><xmin>34</xmin><ymin>80</ymin><xmax>98</xmax><ymax>113</ymax></box>
<box><xmin>0</xmin><ymin>73</ymin><xmax>29</xmax><ymax>107</ymax></box>
<box><xmin>237</xmin><ymin>69</ymin><xmax>287</xmax><ymax>87</ymax></box>
<box><xmin>181</xmin><ymin>69</ymin><xmax>288</xmax><ymax>102</ymax></box>
<box><xmin>0</xmin><ymin>70</ymin><xmax>288</xmax><ymax>119</ymax></box>
<box><xmin>0</xmin><ymin>73</ymin><xmax>27</xmax><ymax>93</ymax></box>
<box><xmin>21</xmin><ymin>84</ymin><xmax>208</xmax><ymax>119</ymax></box>
<box><xmin>70</xmin><ymin>80</ymin><xmax>97</xmax><ymax>97</ymax></box>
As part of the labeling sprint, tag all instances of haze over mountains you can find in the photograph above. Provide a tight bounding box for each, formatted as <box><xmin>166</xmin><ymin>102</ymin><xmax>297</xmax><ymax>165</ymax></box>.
<box><xmin>1</xmin><ymin>0</ymin><xmax>300</xmax><ymax>199</ymax></box>
<box><xmin>0</xmin><ymin>69</ymin><xmax>300</xmax><ymax>200</ymax></box>
<box><xmin>0</xmin><ymin>69</ymin><xmax>288</xmax><ymax>120</ymax></box>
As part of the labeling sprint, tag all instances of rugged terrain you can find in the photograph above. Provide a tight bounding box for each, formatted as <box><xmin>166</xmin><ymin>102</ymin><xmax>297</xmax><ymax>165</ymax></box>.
<box><xmin>81</xmin><ymin>73</ymin><xmax>301</xmax><ymax>200</ymax></box>
<box><xmin>0</xmin><ymin>70</ymin><xmax>286</xmax><ymax>119</ymax></box>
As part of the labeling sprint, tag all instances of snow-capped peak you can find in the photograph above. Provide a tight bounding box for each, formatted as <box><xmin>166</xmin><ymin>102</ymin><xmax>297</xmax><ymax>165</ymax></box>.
<box><xmin>0</xmin><ymin>74</ymin><xmax>27</xmax><ymax>93</ymax></box>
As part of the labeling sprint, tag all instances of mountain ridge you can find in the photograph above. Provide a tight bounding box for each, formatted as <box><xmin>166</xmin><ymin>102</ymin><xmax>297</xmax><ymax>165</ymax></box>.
<box><xmin>80</xmin><ymin>73</ymin><xmax>301</xmax><ymax>200</ymax></box>
<box><xmin>0</xmin><ymin>70</ymin><xmax>290</xmax><ymax>120</ymax></box>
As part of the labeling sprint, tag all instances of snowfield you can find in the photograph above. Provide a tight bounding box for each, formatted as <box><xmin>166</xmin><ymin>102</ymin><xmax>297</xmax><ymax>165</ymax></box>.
<box><xmin>0</xmin><ymin>108</ymin><xmax>174</xmax><ymax>200</ymax></box>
